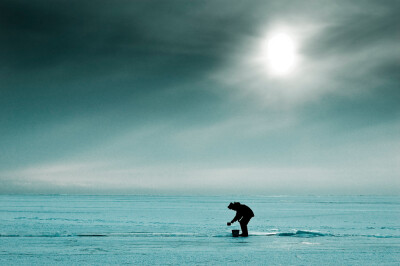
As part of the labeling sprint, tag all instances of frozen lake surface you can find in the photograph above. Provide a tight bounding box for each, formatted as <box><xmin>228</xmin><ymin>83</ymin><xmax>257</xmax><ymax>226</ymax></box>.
<box><xmin>1</xmin><ymin>195</ymin><xmax>399</xmax><ymax>265</ymax></box>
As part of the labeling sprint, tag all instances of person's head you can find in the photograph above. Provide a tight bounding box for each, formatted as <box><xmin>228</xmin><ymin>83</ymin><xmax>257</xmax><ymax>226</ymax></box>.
<box><xmin>228</xmin><ymin>202</ymin><xmax>240</xmax><ymax>210</ymax></box>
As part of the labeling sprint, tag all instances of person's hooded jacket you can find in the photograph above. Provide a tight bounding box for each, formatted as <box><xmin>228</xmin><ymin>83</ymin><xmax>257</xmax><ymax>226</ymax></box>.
<box><xmin>228</xmin><ymin>202</ymin><xmax>254</xmax><ymax>223</ymax></box>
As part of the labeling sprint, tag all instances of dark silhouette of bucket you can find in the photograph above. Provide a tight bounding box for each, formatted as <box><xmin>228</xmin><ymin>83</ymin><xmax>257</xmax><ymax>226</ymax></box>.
<box><xmin>232</xmin><ymin>229</ymin><xmax>240</xmax><ymax>237</ymax></box>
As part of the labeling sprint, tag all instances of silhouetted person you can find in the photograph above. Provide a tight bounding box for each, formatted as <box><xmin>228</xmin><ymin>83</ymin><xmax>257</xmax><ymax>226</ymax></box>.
<box><xmin>227</xmin><ymin>202</ymin><xmax>254</xmax><ymax>237</ymax></box>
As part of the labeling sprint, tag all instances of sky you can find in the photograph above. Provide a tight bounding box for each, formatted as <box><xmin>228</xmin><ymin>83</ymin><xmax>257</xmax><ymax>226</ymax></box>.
<box><xmin>1</xmin><ymin>0</ymin><xmax>399</xmax><ymax>195</ymax></box>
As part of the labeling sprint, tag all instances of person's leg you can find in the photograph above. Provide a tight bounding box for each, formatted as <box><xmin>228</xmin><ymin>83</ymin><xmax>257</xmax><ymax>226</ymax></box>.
<box><xmin>239</xmin><ymin>221</ymin><xmax>248</xmax><ymax>236</ymax></box>
<box><xmin>239</xmin><ymin>217</ymin><xmax>251</xmax><ymax>236</ymax></box>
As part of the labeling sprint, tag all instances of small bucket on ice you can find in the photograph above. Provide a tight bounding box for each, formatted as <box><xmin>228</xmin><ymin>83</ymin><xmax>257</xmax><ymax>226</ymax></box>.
<box><xmin>232</xmin><ymin>230</ymin><xmax>240</xmax><ymax>237</ymax></box>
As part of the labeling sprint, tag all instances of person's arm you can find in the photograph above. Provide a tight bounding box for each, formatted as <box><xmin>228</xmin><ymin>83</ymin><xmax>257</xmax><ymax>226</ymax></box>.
<box><xmin>230</xmin><ymin>212</ymin><xmax>242</xmax><ymax>224</ymax></box>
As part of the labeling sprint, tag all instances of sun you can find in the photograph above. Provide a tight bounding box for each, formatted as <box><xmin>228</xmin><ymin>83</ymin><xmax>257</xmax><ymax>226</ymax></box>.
<box><xmin>265</xmin><ymin>33</ymin><xmax>296</xmax><ymax>75</ymax></box>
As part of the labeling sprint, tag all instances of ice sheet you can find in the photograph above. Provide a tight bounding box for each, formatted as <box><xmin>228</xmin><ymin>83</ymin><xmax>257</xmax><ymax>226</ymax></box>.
<box><xmin>1</xmin><ymin>195</ymin><xmax>399</xmax><ymax>265</ymax></box>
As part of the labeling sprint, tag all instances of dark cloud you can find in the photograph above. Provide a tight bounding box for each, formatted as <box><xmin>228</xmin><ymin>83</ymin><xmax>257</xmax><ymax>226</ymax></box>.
<box><xmin>0</xmin><ymin>1</ymin><xmax>250</xmax><ymax>72</ymax></box>
<box><xmin>0</xmin><ymin>0</ymin><xmax>254</xmax><ymax>123</ymax></box>
<box><xmin>0</xmin><ymin>1</ymin><xmax>240</xmax><ymax>127</ymax></box>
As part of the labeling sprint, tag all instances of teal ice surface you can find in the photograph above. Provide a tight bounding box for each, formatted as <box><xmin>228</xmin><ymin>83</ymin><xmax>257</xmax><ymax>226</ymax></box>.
<box><xmin>1</xmin><ymin>195</ymin><xmax>399</xmax><ymax>265</ymax></box>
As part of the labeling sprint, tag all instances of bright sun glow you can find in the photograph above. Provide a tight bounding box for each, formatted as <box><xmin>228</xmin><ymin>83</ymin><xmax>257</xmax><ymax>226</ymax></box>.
<box><xmin>266</xmin><ymin>33</ymin><xmax>296</xmax><ymax>75</ymax></box>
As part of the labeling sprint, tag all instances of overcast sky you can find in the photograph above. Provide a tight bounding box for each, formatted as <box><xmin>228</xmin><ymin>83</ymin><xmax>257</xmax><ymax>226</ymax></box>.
<box><xmin>1</xmin><ymin>0</ymin><xmax>399</xmax><ymax>195</ymax></box>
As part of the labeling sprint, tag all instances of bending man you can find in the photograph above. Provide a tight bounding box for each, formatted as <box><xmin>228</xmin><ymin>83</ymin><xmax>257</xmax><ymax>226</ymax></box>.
<box><xmin>227</xmin><ymin>202</ymin><xmax>254</xmax><ymax>237</ymax></box>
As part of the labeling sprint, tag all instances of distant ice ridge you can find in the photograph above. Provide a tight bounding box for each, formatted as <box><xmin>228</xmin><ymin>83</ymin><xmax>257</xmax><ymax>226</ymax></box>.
<box><xmin>238</xmin><ymin>230</ymin><xmax>328</xmax><ymax>237</ymax></box>
<box><xmin>0</xmin><ymin>232</ymin><xmax>202</xmax><ymax>238</ymax></box>
<box><xmin>277</xmin><ymin>230</ymin><xmax>327</xmax><ymax>237</ymax></box>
